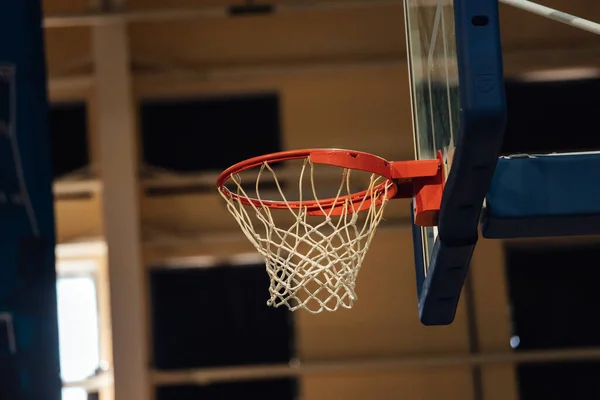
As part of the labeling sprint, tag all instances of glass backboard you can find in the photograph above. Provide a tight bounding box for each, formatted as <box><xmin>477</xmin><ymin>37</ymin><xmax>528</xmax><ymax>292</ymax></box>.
<box><xmin>404</xmin><ymin>0</ymin><xmax>506</xmax><ymax>325</ymax></box>
<box><xmin>404</xmin><ymin>0</ymin><xmax>460</xmax><ymax>272</ymax></box>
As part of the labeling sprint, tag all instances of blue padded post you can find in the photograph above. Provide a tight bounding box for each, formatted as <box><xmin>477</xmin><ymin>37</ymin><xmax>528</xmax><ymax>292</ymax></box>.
<box><xmin>411</xmin><ymin>202</ymin><xmax>426</xmax><ymax>299</ymax></box>
<box><xmin>482</xmin><ymin>153</ymin><xmax>600</xmax><ymax>238</ymax></box>
<box><xmin>413</xmin><ymin>0</ymin><xmax>506</xmax><ymax>326</ymax></box>
<box><xmin>0</xmin><ymin>1</ymin><xmax>61</xmax><ymax>399</ymax></box>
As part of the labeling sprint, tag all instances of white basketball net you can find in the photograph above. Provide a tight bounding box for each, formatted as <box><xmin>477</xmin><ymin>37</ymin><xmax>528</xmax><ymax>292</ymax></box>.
<box><xmin>219</xmin><ymin>156</ymin><xmax>393</xmax><ymax>313</ymax></box>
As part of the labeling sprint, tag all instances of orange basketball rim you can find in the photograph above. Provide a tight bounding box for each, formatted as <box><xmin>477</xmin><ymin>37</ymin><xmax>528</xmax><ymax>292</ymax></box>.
<box><xmin>217</xmin><ymin>148</ymin><xmax>445</xmax><ymax>226</ymax></box>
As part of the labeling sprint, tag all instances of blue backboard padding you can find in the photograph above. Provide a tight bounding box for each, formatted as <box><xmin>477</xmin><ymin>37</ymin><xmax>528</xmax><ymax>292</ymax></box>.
<box><xmin>412</xmin><ymin>203</ymin><xmax>474</xmax><ymax>326</ymax></box>
<box><xmin>418</xmin><ymin>240</ymin><xmax>475</xmax><ymax>326</ymax></box>
<box><xmin>414</xmin><ymin>0</ymin><xmax>507</xmax><ymax>325</ymax></box>
<box><xmin>411</xmin><ymin>202</ymin><xmax>426</xmax><ymax>299</ymax></box>
<box><xmin>482</xmin><ymin>153</ymin><xmax>600</xmax><ymax>238</ymax></box>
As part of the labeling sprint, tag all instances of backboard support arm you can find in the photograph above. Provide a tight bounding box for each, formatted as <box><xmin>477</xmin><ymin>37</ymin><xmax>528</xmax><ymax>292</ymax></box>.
<box><xmin>390</xmin><ymin>151</ymin><xmax>445</xmax><ymax>227</ymax></box>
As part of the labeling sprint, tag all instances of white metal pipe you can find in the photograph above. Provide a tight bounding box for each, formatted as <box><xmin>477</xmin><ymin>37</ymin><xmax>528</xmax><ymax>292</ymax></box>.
<box><xmin>44</xmin><ymin>8</ymin><xmax>226</xmax><ymax>28</ymax></box>
<box><xmin>44</xmin><ymin>0</ymin><xmax>600</xmax><ymax>37</ymax></box>
<box><xmin>62</xmin><ymin>371</ymin><xmax>114</xmax><ymax>391</ymax></box>
<box><xmin>43</xmin><ymin>0</ymin><xmax>401</xmax><ymax>28</ymax></box>
<box><xmin>152</xmin><ymin>347</ymin><xmax>600</xmax><ymax>386</ymax></box>
<box><xmin>500</xmin><ymin>0</ymin><xmax>600</xmax><ymax>37</ymax></box>
<box><xmin>45</xmin><ymin>44</ymin><xmax>600</xmax><ymax>92</ymax></box>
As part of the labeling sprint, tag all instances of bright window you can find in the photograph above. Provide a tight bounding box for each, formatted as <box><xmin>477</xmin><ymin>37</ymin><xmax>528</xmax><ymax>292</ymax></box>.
<box><xmin>62</xmin><ymin>387</ymin><xmax>88</xmax><ymax>400</ymax></box>
<box><xmin>57</xmin><ymin>271</ymin><xmax>100</xmax><ymax>400</ymax></box>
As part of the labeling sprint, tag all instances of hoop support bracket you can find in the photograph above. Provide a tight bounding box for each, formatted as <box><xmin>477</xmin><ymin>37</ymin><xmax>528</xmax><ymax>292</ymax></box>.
<box><xmin>390</xmin><ymin>151</ymin><xmax>445</xmax><ymax>227</ymax></box>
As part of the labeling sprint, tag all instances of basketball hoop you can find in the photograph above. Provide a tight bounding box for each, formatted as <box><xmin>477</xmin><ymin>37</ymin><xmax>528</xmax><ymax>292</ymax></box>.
<box><xmin>217</xmin><ymin>148</ymin><xmax>444</xmax><ymax>313</ymax></box>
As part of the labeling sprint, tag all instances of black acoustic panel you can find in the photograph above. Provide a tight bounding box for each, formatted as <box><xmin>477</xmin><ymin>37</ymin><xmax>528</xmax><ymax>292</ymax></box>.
<box><xmin>87</xmin><ymin>392</ymin><xmax>100</xmax><ymax>400</ymax></box>
<box><xmin>140</xmin><ymin>93</ymin><xmax>282</xmax><ymax>172</ymax></box>
<box><xmin>505</xmin><ymin>244</ymin><xmax>600</xmax><ymax>350</ymax></box>
<box><xmin>0</xmin><ymin>74</ymin><xmax>8</xmax><ymax>123</ymax></box>
<box><xmin>0</xmin><ymin>75</ymin><xmax>19</xmax><ymax>197</ymax></box>
<box><xmin>502</xmin><ymin>79</ymin><xmax>600</xmax><ymax>155</ymax></box>
<box><xmin>150</xmin><ymin>264</ymin><xmax>295</xmax><ymax>369</ymax></box>
<box><xmin>18</xmin><ymin>237</ymin><xmax>51</xmax><ymax>285</ymax></box>
<box><xmin>518</xmin><ymin>361</ymin><xmax>600</xmax><ymax>400</ymax></box>
<box><xmin>156</xmin><ymin>379</ymin><xmax>298</xmax><ymax>400</ymax></box>
<box><xmin>0</xmin><ymin>354</ymin><xmax>19</xmax><ymax>400</ymax></box>
<box><xmin>49</xmin><ymin>102</ymin><xmax>89</xmax><ymax>179</ymax></box>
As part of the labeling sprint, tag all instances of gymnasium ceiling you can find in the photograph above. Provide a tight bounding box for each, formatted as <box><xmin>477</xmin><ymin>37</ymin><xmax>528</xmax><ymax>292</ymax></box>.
<box><xmin>44</xmin><ymin>0</ymin><xmax>599</xmax><ymax>243</ymax></box>
<box><xmin>41</xmin><ymin>0</ymin><xmax>600</xmax><ymax>81</ymax></box>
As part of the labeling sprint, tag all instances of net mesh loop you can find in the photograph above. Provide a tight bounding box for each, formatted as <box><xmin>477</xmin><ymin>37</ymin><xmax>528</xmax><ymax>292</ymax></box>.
<box><xmin>219</xmin><ymin>156</ymin><xmax>393</xmax><ymax>313</ymax></box>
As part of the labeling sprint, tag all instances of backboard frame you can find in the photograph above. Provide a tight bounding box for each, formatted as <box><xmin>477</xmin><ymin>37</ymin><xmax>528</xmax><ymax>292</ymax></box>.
<box><xmin>405</xmin><ymin>0</ymin><xmax>507</xmax><ymax>325</ymax></box>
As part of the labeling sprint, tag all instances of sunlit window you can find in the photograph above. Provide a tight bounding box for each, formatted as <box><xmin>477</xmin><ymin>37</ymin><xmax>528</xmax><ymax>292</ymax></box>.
<box><xmin>56</xmin><ymin>266</ymin><xmax>100</xmax><ymax>400</ymax></box>
<box><xmin>62</xmin><ymin>387</ymin><xmax>88</xmax><ymax>400</ymax></box>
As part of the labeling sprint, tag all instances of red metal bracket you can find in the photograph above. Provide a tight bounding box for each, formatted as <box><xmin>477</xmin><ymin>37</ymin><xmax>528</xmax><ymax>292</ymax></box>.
<box><xmin>389</xmin><ymin>151</ymin><xmax>445</xmax><ymax>227</ymax></box>
<box><xmin>218</xmin><ymin>148</ymin><xmax>445</xmax><ymax>222</ymax></box>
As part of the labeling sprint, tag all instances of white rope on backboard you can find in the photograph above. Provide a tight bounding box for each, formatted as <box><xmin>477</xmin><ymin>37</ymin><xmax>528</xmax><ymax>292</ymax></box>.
<box><xmin>499</xmin><ymin>0</ymin><xmax>600</xmax><ymax>37</ymax></box>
